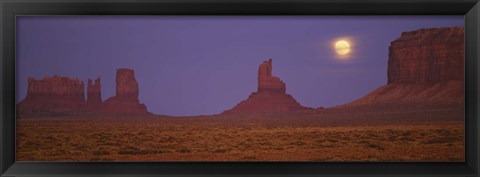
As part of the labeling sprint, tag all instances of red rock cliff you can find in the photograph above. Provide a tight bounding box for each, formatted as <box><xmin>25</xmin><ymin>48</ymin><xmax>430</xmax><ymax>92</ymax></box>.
<box><xmin>115</xmin><ymin>69</ymin><xmax>139</xmax><ymax>99</ymax></box>
<box><xmin>87</xmin><ymin>77</ymin><xmax>102</xmax><ymax>106</ymax></box>
<box><xmin>99</xmin><ymin>68</ymin><xmax>149</xmax><ymax>115</ymax></box>
<box><xmin>387</xmin><ymin>27</ymin><xmax>464</xmax><ymax>84</ymax></box>
<box><xmin>18</xmin><ymin>75</ymin><xmax>86</xmax><ymax>113</ymax></box>
<box><xmin>223</xmin><ymin>59</ymin><xmax>309</xmax><ymax>115</ymax></box>
<box><xmin>258</xmin><ymin>59</ymin><xmax>286</xmax><ymax>93</ymax></box>
<box><xmin>345</xmin><ymin>27</ymin><xmax>464</xmax><ymax>107</ymax></box>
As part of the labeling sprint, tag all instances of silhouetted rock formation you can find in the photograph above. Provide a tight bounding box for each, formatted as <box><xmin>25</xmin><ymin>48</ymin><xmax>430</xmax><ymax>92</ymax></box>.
<box><xmin>99</xmin><ymin>68</ymin><xmax>149</xmax><ymax>115</ymax></box>
<box><xmin>18</xmin><ymin>75</ymin><xmax>86</xmax><ymax>114</ymax></box>
<box><xmin>223</xmin><ymin>59</ymin><xmax>309</xmax><ymax>115</ymax></box>
<box><xmin>344</xmin><ymin>27</ymin><xmax>464</xmax><ymax>107</ymax></box>
<box><xmin>87</xmin><ymin>77</ymin><xmax>102</xmax><ymax>106</ymax></box>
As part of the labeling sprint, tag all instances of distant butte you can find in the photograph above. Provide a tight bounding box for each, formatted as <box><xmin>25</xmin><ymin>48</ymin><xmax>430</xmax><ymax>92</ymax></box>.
<box><xmin>86</xmin><ymin>77</ymin><xmax>102</xmax><ymax>109</ymax></box>
<box><xmin>257</xmin><ymin>59</ymin><xmax>286</xmax><ymax>93</ymax></box>
<box><xmin>222</xmin><ymin>59</ymin><xmax>310</xmax><ymax>115</ymax></box>
<box><xmin>17</xmin><ymin>68</ymin><xmax>150</xmax><ymax>116</ymax></box>
<box><xmin>343</xmin><ymin>26</ymin><xmax>464</xmax><ymax>107</ymax></box>
<box><xmin>98</xmin><ymin>68</ymin><xmax>149</xmax><ymax>115</ymax></box>
<box><xmin>17</xmin><ymin>75</ymin><xmax>86</xmax><ymax>114</ymax></box>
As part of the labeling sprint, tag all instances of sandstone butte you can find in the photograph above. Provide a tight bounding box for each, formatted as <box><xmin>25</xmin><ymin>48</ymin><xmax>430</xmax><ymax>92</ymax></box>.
<box><xmin>86</xmin><ymin>77</ymin><xmax>102</xmax><ymax>108</ymax></box>
<box><xmin>17</xmin><ymin>68</ymin><xmax>150</xmax><ymax>116</ymax></box>
<box><xmin>343</xmin><ymin>26</ymin><xmax>464</xmax><ymax>107</ymax></box>
<box><xmin>222</xmin><ymin>59</ymin><xmax>310</xmax><ymax>115</ymax></box>
<box><xmin>97</xmin><ymin>68</ymin><xmax>149</xmax><ymax>115</ymax></box>
<box><xmin>17</xmin><ymin>75</ymin><xmax>86</xmax><ymax>114</ymax></box>
<box><xmin>18</xmin><ymin>27</ymin><xmax>464</xmax><ymax>116</ymax></box>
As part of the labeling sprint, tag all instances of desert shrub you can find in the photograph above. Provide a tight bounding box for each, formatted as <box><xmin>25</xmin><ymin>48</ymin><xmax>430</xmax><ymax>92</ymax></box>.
<box><xmin>366</xmin><ymin>142</ymin><xmax>385</xmax><ymax>151</ymax></box>
<box><xmin>387</xmin><ymin>135</ymin><xmax>397</xmax><ymax>142</ymax></box>
<box><xmin>365</xmin><ymin>130</ymin><xmax>378</xmax><ymax>138</ymax></box>
<box><xmin>46</xmin><ymin>149</ymin><xmax>66</xmax><ymax>156</ymax></box>
<box><xmin>93</xmin><ymin>150</ymin><xmax>110</xmax><ymax>156</ymax></box>
<box><xmin>360</xmin><ymin>141</ymin><xmax>385</xmax><ymax>150</ymax></box>
<box><xmin>90</xmin><ymin>157</ymin><xmax>114</xmax><ymax>161</ymax></box>
<box><xmin>24</xmin><ymin>141</ymin><xmax>40</xmax><ymax>148</ymax></box>
<box><xmin>177</xmin><ymin>147</ymin><xmax>191</xmax><ymax>153</ymax></box>
<box><xmin>213</xmin><ymin>148</ymin><xmax>228</xmax><ymax>153</ymax></box>
<box><xmin>401</xmin><ymin>131</ymin><xmax>414</xmax><ymax>136</ymax></box>
<box><xmin>318</xmin><ymin>141</ymin><xmax>335</xmax><ymax>148</ymax></box>
<box><xmin>326</xmin><ymin>138</ymin><xmax>338</xmax><ymax>143</ymax></box>
<box><xmin>239</xmin><ymin>142</ymin><xmax>252</xmax><ymax>149</ymax></box>
<box><xmin>421</xmin><ymin>137</ymin><xmax>458</xmax><ymax>144</ymax></box>
<box><xmin>117</xmin><ymin>149</ymin><xmax>161</xmax><ymax>155</ymax></box>
<box><xmin>159</xmin><ymin>136</ymin><xmax>175</xmax><ymax>143</ymax></box>
<box><xmin>310</xmin><ymin>157</ymin><xmax>329</xmax><ymax>161</ymax></box>
<box><xmin>359</xmin><ymin>140</ymin><xmax>370</xmax><ymax>144</ymax></box>
<box><xmin>400</xmin><ymin>136</ymin><xmax>414</xmax><ymax>142</ymax></box>
<box><xmin>385</xmin><ymin>129</ymin><xmax>394</xmax><ymax>133</ymax></box>
<box><xmin>241</xmin><ymin>156</ymin><xmax>257</xmax><ymax>160</ymax></box>
<box><xmin>291</xmin><ymin>140</ymin><xmax>306</xmax><ymax>146</ymax></box>
<box><xmin>434</xmin><ymin>129</ymin><xmax>451</xmax><ymax>135</ymax></box>
<box><xmin>340</xmin><ymin>135</ymin><xmax>351</xmax><ymax>141</ymax></box>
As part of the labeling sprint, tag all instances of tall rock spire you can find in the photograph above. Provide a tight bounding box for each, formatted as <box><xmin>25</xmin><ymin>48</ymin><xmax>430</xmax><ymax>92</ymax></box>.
<box><xmin>222</xmin><ymin>59</ymin><xmax>309</xmax><ymax>115</ymax></box>
<box><xmin>115</xmin><ymin>69</ymin><xmax>139</xmax><ymax>98</ymax></box>
<box><xmin>99</xmin><ymin>68</ymin><xmax>149</xmax><ymax>115</ymax></box>
<box><xmin>87</xmin><ymin>77</ymin><xmax>102</xmax><ymax>106</ymax></box>
<box><xmin>257</xmin><ymin>59</ymin><xmax>286</xmax><ymax>93</ymax></box>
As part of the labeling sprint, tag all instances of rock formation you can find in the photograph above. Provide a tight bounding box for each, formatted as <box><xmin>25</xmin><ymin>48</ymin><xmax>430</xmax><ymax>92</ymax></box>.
<box><xmin>115</xmin><ymin>69</ymin><xmax>139</xmax><ymax>99</ymax></box>
<box><xmin>17</xmin><ymin>75</ymin><xmax>86</xmax><ymax>114</ymax></box>
<box><xmin>344</xmin><ymin>27</ymin><xmax>464</xmax><ymax>107</ymax></box>
<box><xmin>388</xmin><ymin>26</ymin><xmax>464</xmax><ymax>84</ymax></box>
<box><xmin>18</xmin><ymin>68</ymin><xmax>150</xmax><ymax>116</ymax></box>
<box><xmin>86</xmin><ymin>77</ymin><xmax>102</xmax><ymax>113</ymax></box>
<box><xmin>222</xmin><ymin>59</ymin><xmax>309</xmax><ymax>115</ymax></box>
<box><xmin>98</xmin><ymin>68</ymin><xmax>149</xmax><ymax>115</ymax></box>
<box><xmin>87</xmin><ymin>77</ymin><xmax>102</xmax><ymax>108</ymax></box>
<box><xmin>258</xmin><ymin>59</ymin><xmax>286</xmax><ymax>93</ymax></box>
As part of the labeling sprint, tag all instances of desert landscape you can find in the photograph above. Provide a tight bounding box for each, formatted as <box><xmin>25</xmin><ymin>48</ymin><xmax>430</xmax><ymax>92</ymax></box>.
<box><xmin>16</xmin><ymin>26</ymin><xmax>465</xmax><ymax>161</ymax></box>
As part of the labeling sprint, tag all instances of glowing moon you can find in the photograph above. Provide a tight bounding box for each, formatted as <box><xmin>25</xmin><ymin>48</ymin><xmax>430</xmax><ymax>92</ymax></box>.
<box><xmin>335</xmin><ymin>40</ymin><xmax>351</xmax><ymax>55</ymax></box>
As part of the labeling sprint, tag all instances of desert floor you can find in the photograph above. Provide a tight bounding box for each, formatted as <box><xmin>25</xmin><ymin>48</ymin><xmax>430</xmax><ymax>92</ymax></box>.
<box><xmin>16</xmin><ymin>105</ymin><xmax>464</xmax><ymax>162</ymax></box>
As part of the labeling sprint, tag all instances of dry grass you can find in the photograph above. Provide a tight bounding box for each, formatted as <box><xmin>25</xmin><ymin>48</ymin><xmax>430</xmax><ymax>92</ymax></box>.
<box><xmin>16</xmin><ymin>109</ymin><xmax>464</xmax><ymax>161</ymax></box>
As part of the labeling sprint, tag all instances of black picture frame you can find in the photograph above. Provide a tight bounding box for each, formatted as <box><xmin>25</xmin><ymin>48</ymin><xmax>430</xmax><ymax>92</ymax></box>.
<box><xmin>1</xmin><ymin>0</ymin><xmax>479</xmax><ymax>176</ymax></box>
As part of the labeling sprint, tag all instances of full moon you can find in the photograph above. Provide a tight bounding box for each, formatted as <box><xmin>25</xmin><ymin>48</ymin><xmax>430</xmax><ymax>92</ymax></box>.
<box><xmin>335</xmin><ymin>40</ymin><xmax>351</xmax><ymax>55</ymax></box>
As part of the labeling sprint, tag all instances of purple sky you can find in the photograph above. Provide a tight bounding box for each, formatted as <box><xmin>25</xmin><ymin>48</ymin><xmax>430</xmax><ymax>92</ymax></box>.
<box><xmin>16</xmin><ymin>16</ymin><xmax>463</xmax><ymax>116</ymax></box>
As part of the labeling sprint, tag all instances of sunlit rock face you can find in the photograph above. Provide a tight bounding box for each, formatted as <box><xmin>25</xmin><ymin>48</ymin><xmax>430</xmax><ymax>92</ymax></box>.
<box><xmin>223</xmin><ymin>59</ymin><xmax>310</xmax><ymax>115</ymax></box>
<box><xmin>18</xmin><ymin>75</ymin><xmax>86</xmax><ymax>114</ymax></box>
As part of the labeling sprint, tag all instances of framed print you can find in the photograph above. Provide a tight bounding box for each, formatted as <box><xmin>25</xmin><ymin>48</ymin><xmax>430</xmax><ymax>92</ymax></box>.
<box><xmin>1</xmin><ymin>0</ymin><xmax>479</xmax><ymax>176</ymax></box>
